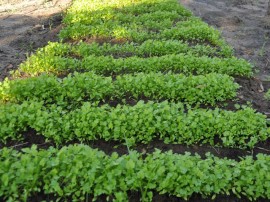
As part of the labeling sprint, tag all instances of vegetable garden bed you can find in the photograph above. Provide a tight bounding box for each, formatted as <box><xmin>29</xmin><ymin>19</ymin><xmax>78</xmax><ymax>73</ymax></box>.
<box><xmin>0</xmin><ymin>0</ymin><xmax>269</xmax><ymax>201</ymax></box>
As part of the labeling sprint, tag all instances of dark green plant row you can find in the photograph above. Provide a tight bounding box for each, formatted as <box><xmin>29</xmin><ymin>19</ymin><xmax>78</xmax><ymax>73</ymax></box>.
<box><xmin>1</xmin><ymin>145</ymin><xmax>270</xmax><ymax>201</ymax></box>
<box><xmin>0</xmin><ymin>101</ymin><xmax>268</xmax><ymax>148</ymax></box>
<box><xmin>0</xmin><ymin>72</ymin><xmax>239</xmax><ymax>106</ymax></box>
<box><xmin>18</xmin><ymin>51</ymin><xmax>251</xmax><ymax>77</ymax></box>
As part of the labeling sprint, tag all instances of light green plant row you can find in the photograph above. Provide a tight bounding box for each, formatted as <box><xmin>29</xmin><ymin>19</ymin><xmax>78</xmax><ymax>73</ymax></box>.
<box><xmin>1</xmin><ymin>145</ymin><xmax>270</xmax><ymax>201</ymax></box>
<box><xmin>0</xmin><ymin>101</ymin><xmax>268</xmax><ymax>148</ymax></box>
<box><xmin>19</xmin><ymin>39</ymin><xmax>233</xmax><ymax>60</ymax></box>
<box><xmin>17</xmin><ymin>51</ymin><xmax>251</xmax><ymax>77</ymax></box>
<box><xmin>61</xmin><ymin>16</ymin><xmax>207</xmax><ymax>41</ymax></box>
<box><xmin>72</xmin><ymin>39</ymin><xmax>233</xmax><ymax>57</ymax></box>
<box><xmin>0</xmin><ymin>72</ymin><xmax>239</xmax><ymax>106</ymax></box>
<box><xmin>63</xmin><ymin>0</ymin><xmax>192</xmax><ymax>26</ymax></box>
<box><xmin>65</xmin><ymin>10</ymin><xmax>191</xmax><ymax>29</ymax></box>
<box><xmin>60</xmin><ymin>0</ymin><xmax>227</xmax><ymax>49</ymax></box>
<box><xmin>59</xmin><ymin>18</ymin><xmax>223</xmax><ymax>46</ymax></box>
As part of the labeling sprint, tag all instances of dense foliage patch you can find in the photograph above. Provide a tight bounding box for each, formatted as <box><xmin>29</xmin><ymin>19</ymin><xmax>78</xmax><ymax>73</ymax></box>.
<box><xmin>1</xmin><ymin>0</ymin><xmax>269</xmax><ymax>201</ymax></box>
<box><xmin>0</xmin><ymin>72</ymin><xmax>239</xmax><ymax>106</ymax></box>
<box><xmin>1</xmin><ymin>145</ymin><xmax>270</xmax><ymax>201</ymax></box>
<box><xmin>0</xmin><ymin>101</ymin><xmax>268</xmax><ymax>148</ymax></box>
<box><xmin>17</xmin><ymin>48</ymin><xmax>251</xmax><ymax>77</ymax></box>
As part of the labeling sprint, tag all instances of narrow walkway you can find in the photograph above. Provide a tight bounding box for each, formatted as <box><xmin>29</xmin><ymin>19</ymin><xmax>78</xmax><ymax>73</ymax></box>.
<box><xmin>181</xmin><ymin>0</ymin><xmax>270</xmax><ymax>81</ymax></box>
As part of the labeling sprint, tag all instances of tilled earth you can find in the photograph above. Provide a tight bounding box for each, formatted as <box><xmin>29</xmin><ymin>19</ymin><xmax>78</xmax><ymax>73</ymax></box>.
<box><xmin>0</xmin><ymin>0</ymin><xmax>71</xmax><ymax>80</ymax></box>
<box><xmin>181</xmin><ymin>0</ymin><xmax>270</xmax><ymax>115</ymax></box>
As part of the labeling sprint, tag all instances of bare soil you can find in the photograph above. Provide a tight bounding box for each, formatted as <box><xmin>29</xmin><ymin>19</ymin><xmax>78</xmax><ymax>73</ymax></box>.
<box><xmin>181</xmin><ymin>0</ymin><xmax>270</xmax><ymax>115</ymax></box>
<box><xmin>1</xmin><ymin>128</ymin><xmax>270</xmax><ymax>160</ymax></box>
<box><xmin>0</xmin><ymin>0</ymin><xmax>72</xmax><ymax>80</ymax></box>
<box><xmin>24</xmin><ymin>191</ymin><xmax>270</xmax><ymax>202</ymax></box>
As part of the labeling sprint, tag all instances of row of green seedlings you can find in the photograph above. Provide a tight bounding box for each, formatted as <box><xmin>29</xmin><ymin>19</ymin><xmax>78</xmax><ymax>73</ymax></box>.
<box><xmin>60</xmin><ymin>0</ymin><xmax>228</xmax><ymax>50</ymax></box>
<box><xmin>60</xmin><ymin>16</ymin><xmax>226</xmax><ymax>47</ymax></box>
<box><xmin>65</xmin><ymin>0</ymin><xmax>191</xmax><ymax>19</ymax></box>
<box><xmin>17</xmin><ymin>49</ymin><xmax>251</xmax><ymax>77</ymax></box>
<box><xmin>0</xmin><ymin>72</ymin><xmax>239</xmax><ymax>106</ymax></box>
<box><xmin>65</xmin><ymin>10</ymin><xmax>194</xmax><ymax>32</ymax></box>
<box><xmin>20</xmin><ymin>39</ymin><xmax>234</xmax><ymax>62</ymax></box>
<box><xmin>63</xmin><ymin>1</ymin><xmax>192</xmax><ymax>27</ymax></box>
<box><xmin>1</xmin><ymin>145</ymin><xmax>270</xmax><ymax>201</ymax></box>
<box><xmin>1</xmin><ymin>101</ymin><xmax>268</xmax><ymax>148</ymax></box>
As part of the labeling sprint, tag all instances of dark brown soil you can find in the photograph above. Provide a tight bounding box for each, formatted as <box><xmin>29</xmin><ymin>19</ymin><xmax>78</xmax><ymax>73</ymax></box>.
<box><xmin>20</xmin><ymin>191</ymin><xmax>270</xmax><ymax>202</ymax></box>
<box><xmin>1</xmin><ymin>129</ymin><xmax>269</xmax><ymax>161</ymax></box>
<box><xmin>1</xmin><ymin>186</ymin><xmax>265</xmax><ymax>202</ymax></box>
<box><xmin>236</xmin><ymin>77</ymin><xmax>270</xmax><ymax>114</ymax></box>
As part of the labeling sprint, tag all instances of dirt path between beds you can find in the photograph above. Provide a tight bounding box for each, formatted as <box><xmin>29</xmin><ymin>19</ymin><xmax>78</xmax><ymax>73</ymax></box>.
<box><xmin>181</xmin><ymin>0</ymin><xmax>270</xmax><ymax>114</ymax></box>
<box><xmin>181</xmin><ymin>0</ymin><xmax>270</xmax><ymax>80</ymax></box>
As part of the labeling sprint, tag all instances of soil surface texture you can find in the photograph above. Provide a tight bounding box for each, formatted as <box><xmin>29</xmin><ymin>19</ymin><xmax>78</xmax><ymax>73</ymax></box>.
<box><xmin>0</xmin><ymin>0</ymin><xmax>71</xmax><ymax>80</ymax></box>
<box><xmin>181</xmin><ymin>0</ymin><xmax>270</xmax><ymax>115</ymax></box>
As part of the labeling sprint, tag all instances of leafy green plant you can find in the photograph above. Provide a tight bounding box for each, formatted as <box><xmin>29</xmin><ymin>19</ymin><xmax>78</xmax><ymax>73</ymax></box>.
<box><xmin>114</xmin><ymin>72</ymin><xmax>239</xmax><ymax>105</ymax></box>
<box><xmin>17</xmin><ymin>48</ymin><xmax>250</xmax><ymax>77</ymax></box>
<box><xmin>0</xmin><ymin>1</ymin><xmax>263</xmax><ymax>201</ymax></box>
<box><xmin>59</xmin><ymin>0</ymin><xmax>228</xmax><ymax>51</ymax></box>
<box><xmin>0</xmin><ymin>72</ymin><xmax>113</xmax><ymax>106</ymax></box>
<box><xmin>0</xmin><ymin>72</ymin><xmax>239</xmax><ymax>106</ymax></box>
<box><xmin>1</xmin><ymin>145</ymin><xmax>270</xmax><ymax>201</ymax></box>
<box><xmin>264</xmin><ymin>89</ymin><xmax>270</xmax><ymax>100</ymax></box>
<box><xmin>0</xmin><ymin>102</ymin><xmax>44</xmax><ymax>143</ymax></box>
<box><xmin>60</xmin><ymin>18</ymin><xmax>225</xmax><ymax>45</ymax></box>
<box><xmin>0</xmin><ymin>101</ymin><xmax>268</xmax><ymax>148</ymax></box>
<box><xmin>19</xmin><ymin>39</ymin><xmax>233</xmax><ymax>61</ymax></box>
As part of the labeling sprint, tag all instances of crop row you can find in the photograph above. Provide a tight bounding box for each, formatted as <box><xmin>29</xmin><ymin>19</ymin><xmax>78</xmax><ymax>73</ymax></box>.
<box><xmin>18</xmin><ymin>52</ymin><xmax>251</xmax><ymax>77</ymax></box>
<box><xmin>61</xmin><ymin>15</ymin><xmax>213</xmax><ymax>40</ymax></box>
<box><xmin>1</xmin><ymin>145</ymin><xmax>270</xmax><ymax>201</ymax></box>
<box><xmin>1</xmin><ymin>72</ymin><xmax>239</xmax><ymax>106</ymax></box>
<box><xmin>60</xmin><ymin>0</ymin><xmax>226</xmax><ymax>48</ymax></box>
<box><xmin>63</xmin><ymin>0</ymin><xmax>192</xmax><ymax>26</ymax></box>
<box><xmin>60</xmin><ymin>0</ymin><xmax>225</xmax><ymax>46</ymax></box>
<box><xmin>60</xmin><ymin>19</ymin><xmax>223</xmax><ymax>45</ymax></box>
<box><xmin>65</xmin><ymin>10</ymin><xmax>192</xmax><ymax>30</ymax></box>
<box><xmin>70</xmin><ymin>39</ymin><xmax>233</xmax><ymax>58</ymax></box>
<box><xmin>20</xmin><ymin>39</ymin><xmax>233</xmax><ymax>60</ymax></box>
<box><xmin>0</xmin><ymin>101</ymin><xmax>268</xmax><ymax>148</ymax></box>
